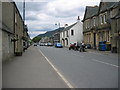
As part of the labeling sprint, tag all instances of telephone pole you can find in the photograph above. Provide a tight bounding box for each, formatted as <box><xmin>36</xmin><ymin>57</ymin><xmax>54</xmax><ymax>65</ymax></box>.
<box><xmin>23</xmin><ymin>0</ymin><xmax>25</xmax><ymax>22</ymax></box>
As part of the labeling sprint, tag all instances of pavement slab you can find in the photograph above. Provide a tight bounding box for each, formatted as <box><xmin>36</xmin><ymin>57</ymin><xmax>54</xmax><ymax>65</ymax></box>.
<box><xmin>2</xmin><ymin>46</ymin><xmax>68</xmax><ymax>88</ymax></box>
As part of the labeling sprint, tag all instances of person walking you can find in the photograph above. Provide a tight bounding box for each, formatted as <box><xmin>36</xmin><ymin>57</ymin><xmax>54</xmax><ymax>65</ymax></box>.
<box><xmin>80</xmin><ymin>41</ymin><xmax>85</xmax><ymax>52</ymax></box>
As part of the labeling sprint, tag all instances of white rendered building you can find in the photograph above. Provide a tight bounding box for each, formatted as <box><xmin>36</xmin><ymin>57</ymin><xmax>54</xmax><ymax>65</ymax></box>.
<box><xmin>60</xmin><ymin>17</ymin><xmax>83</xmax><ymax>47</ymax></box>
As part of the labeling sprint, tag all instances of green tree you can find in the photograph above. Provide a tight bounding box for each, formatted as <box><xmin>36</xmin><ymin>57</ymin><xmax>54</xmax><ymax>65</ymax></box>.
<box><xmin>32</xmin><ymin>36</ymin><xmax>41</xmax><ymax>43</ymax></box>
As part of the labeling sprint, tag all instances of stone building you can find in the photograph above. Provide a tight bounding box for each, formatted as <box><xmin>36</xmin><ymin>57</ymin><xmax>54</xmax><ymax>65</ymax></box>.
<box><xmin>2</xmin><ymin>2</ymin><xmax>15</xmax><ymax>61</ymax></box>
<box><xmin>110</xmin><ymin>2</ymin><xmax>120</xmax><ymax>53</ymax></box>
<box><xmin>82</xmin><ymin>2</ymin><xmax>120</xmax><ymax>52</ymax></box>
<box><xmin>82</xmin><ymin>6</ymin><xmax>99</xmax><ymax>49</ymax></box>
<box><xmin>1</xmin><ymin>1</ymin><xmax>28</xmax><ymax>61</ymax></box>
<box><xmin>23</xmin><ymin>25</ymin><xmax>31</xmax><ymax>50</ymax></box>
<box><xmin>14</xmin><ymin>2</ymin><xmax>24</xmax><ymax>56</ymax></box>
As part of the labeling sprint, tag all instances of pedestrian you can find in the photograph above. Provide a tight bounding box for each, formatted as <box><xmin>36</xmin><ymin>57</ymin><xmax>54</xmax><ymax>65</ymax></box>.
<box><xmin>80</xmin><ymin>41</ymin><xmax>85</xmax><ymax>52</ymax></box>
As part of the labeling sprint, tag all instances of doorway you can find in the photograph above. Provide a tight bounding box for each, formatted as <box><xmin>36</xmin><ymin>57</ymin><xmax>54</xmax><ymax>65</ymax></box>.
<box><xmin>93</xmin><ymin>33</ymin><xmax>96</xmax><ymax>49</ymax></box>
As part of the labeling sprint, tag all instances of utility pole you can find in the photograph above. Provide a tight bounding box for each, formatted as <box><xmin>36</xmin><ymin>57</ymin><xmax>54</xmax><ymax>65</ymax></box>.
<box><xmin>23</xmin><ymin>0</ymin><xmax>26</xmax><ymax>50</ymax></box>
<box><xmin>23</xmin><ymin>0</ymin><xmax>25</xmax><ymax>22</ymax></box>
<box><xmin>55</xmin><ymin>22</ymin><xmax>60</xmax><ymax>43</ymax></box>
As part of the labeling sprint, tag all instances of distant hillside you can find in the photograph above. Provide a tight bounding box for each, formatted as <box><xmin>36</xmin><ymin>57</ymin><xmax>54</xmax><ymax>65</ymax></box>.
<box><xmin>37</xmin><ymin>27</ymin><xmax>64</xmax><ymax>37</ymax></box>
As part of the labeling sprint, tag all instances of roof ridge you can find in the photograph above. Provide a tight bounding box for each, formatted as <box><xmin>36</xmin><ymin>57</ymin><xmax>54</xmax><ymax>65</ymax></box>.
<box><xmin>86</xmin><ymin>6</ymin><xmax>99</xmax><ymax>8</ymax></box>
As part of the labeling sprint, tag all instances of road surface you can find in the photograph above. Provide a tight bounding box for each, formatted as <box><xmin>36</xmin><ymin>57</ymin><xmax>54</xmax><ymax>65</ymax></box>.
<box><xmin>38</xmin><ymin>46</ymin><xmax>118</xmax><ymax>88</ymax></box>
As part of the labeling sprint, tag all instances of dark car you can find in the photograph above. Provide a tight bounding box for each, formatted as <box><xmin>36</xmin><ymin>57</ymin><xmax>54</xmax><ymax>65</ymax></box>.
<box><xmin>55</xmin><ymin>43</ymin><xmax>63</xmax><ymax>48</ymax></box>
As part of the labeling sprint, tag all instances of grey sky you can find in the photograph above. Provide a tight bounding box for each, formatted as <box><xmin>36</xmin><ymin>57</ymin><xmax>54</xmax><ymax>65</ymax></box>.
<box><xmin>15</xmin><ymin>0</ymin><xmax>100</xmax><ymax>39</ymax></box>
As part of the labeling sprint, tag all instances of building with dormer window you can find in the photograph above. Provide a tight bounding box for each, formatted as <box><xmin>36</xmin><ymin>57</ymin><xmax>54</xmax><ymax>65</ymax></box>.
<box><xmin>82</xmin><ymin>1</ymin><xmax>120</xmax><ymax>52</ymax></box>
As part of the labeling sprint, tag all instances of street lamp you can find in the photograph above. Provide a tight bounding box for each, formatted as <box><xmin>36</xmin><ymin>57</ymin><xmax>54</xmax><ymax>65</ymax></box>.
<box><xmin>55</xmin><ymin>22</ymin><xmax>60</xmax><ymax>32</ymax></box>
<box><xmin>55</xmin><ymin>22</ymin><xmax>61</xmax><ymax>43</ymax></box>
<box><xmin>23</xmin><ymin>0</ymin><xmax>25</xmax><ymax>22</ymax></box>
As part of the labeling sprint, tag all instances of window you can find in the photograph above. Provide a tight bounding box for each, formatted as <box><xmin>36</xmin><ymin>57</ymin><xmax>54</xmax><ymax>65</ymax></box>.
<box><xmin>71</xmin><ymin>30</ymin><xmax>74</xmax><ymax>36</ymax></box>
<box><xmin>90</xmin><ymin>19</ymin><xmax>93</xmax><ymax>28</ymax></box>
<box><xmin>63</xmin><ymin>31</ymin><xmax>65</xmax><ymax>37</ymax></box>
<box><xmin>100</xmin><ymin>15</ymin><xmax>104</xmax><ymax>24</ymax></box>
<box><xmin>106</xmin><ymin>31</ymin><xmax>110</xmax><ymax>42</ymax></box>
<box><xmin>93</xmin><ymin>18</ymin><xmax>96</xmax><ymax>26</ymax></box>
<box><xmin>61</xmin><ymin>32</ymin><xmax>63</xmax><ymax>37</ymax></box>
<box><xmin>110</xmin><ymin>10</ymin><xmax>113</xmax><ymax>18</ymax></box>
<box><xmin>104</xmin><ymin>14</ymin><xmax>107</xmax><ymax>23</ymax></box>
<box><xmin>15</xmin><ymin>13</ymin><xmax>17</xmax><ymax>24</ymax></box>
<box><xmin>66</xmin><ymin>31</ymin><xmax>69</xmax><ymax>37</ymax></box>
<box><xmin>88</xmin><ymin>21</ymin><xmax>90</xmax><ymax>28</ymax></box>
<box><xmin>85</xmin><ymin>22</ymin><xmax>87</xmax><ymax>29</ymax></box>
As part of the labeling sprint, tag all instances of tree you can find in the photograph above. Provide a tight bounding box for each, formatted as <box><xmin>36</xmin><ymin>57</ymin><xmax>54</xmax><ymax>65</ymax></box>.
<box><xmin>32</xmin><ymin>36</ymin><xmax>41</xmax><ymax>43</ymax></box>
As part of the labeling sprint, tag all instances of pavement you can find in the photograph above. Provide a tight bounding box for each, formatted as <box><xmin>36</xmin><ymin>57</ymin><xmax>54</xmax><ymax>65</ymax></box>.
<box><xmin>86</xmin><ymin>48</ymin><xmax>118</xmax><ymax>56</ymax></box>
<box><xmin>2</xmin><ymin>46</ymin><xmax>69</xmax><ymax>88</ymax></box>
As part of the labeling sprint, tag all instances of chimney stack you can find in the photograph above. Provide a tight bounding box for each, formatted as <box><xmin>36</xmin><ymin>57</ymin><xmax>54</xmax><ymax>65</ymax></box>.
<box><xmin>64</xmin><ymin>24</ymin><xmax>68</xmax><ymax>28</ymax></box>
<box><xmin>77</xmin><ymin>16</ymin><xmax>80</xmax><ymax>22</ymax></box>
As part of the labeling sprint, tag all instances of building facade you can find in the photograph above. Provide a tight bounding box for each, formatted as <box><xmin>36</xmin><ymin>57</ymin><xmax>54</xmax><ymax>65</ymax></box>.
<box><xmin>60</xmin><ymin>17</ymin><xmax>83</xmax><ymax>47</ymax></box>
<box><xmin>2</xmin><ymin>2</ymin><xmax>15</xmax><ymax>61</ymax></box>
<box><xmin>14</xmin><ymin>2</ymin><xmax>24</xmax><ymax>56</ymax></box>
<box><xmin>82</xmin><ymin>2</ymin><xmax>120</xmax><ymax>52</ymax></box>
<box><xmin>110</xmin><ymin>2</ymin><xmax>120</xmax><ymax>53</ymax></box>
<box><xmin>1</xmin><ymin>1</ymin><xmax>29</xmax><ymax>61</ymax></box>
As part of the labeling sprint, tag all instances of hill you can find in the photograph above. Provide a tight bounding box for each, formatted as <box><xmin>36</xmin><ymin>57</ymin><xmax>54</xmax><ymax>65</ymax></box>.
<box><xmin>38</xmin><ymin>27</ymin><xmax>64</xmax><ymax>37</ymax></box>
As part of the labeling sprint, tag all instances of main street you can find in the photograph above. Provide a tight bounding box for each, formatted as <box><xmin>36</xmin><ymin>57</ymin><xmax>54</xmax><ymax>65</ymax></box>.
<box><xmin>38</xmin><ymin>46</ymin><xmax>118</xmax><ymax>88</ymax></box>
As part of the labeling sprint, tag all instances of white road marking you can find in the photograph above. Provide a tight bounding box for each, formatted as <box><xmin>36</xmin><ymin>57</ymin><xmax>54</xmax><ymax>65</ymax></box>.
<box><xmin>38</xmin><ymin>48</ymin><xmax>74</xmax><ymax>88</ymax></box>
<box><xmin>88</xmin><ymin>51</ymin><xmax>102</xmax><ymax>55</ymax></box>
<box><xmin>72</xmin><ymin>53</ymin><xmax>84</xmax><ymax>58</ymax></box>
<box><xmin>92</xmin><ymin>59</ymin><xmax>119</xmax><ymax>68</ymax></box>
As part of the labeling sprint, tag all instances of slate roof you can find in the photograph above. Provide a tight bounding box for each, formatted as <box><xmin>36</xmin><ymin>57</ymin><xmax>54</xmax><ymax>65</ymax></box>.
<box><xmin>63</xmin><ymin>22</ymin><xmax>77</xmax><ymax>31</ymax></box>
<box><xmin>99</xmin><ymin>2</ymin><xmax>115</xmax><ymax>13</ymax></box>
<box><xmin>82</xmin><ymin>2</ymin><xmax>118</xmax><ymax>21</ymax></box>
<box><xmin>83</xmin><ymin>6</ymin><xmax>99</xmax><ymax>21</ymax></box>
<box><xmin>109</xmin><ymin>2</ymin><xmax>119</xmax><ymax>9</ymax></box>
<box><xmin>86</xmin><ymin>6</ymin><xmax>99</xmax><ymax>19</ymax></box>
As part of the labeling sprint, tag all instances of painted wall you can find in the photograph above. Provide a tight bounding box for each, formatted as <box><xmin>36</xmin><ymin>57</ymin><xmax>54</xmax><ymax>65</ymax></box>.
<box><xmin>60</xmin><ymin>21</ymin><xmax>83</xmax><ymax>47</ymax></box>
<box><xmin>69</xmin><ymin>21</ymin><xmax>83</xmax><ymax>46</ymax></box>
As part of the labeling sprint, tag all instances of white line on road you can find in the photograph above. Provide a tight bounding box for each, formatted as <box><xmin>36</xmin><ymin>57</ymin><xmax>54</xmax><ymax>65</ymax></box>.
<box><xmin>38</xmin><ymin>48</ymin><xmax>74</xmax><ymax>88</ymax></box>
<box><xmin>92</xmin><ymin>59</ymin><xmax>119</xmax><ymax>68</ymax></box>
<box><xmin>88</xmin><ymin>51</ymin><xmax>102</xmax><ymax>55</ymax></box>
<box><xmin>71</xmin><ymin>53</ymin><xmax>84</xmax><ymax>58</ymax></box>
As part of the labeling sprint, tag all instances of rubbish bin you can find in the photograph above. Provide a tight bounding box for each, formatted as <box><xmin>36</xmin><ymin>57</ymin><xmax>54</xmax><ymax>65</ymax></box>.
<box><xmin>101</xmin><ymin>44</ymin><xmax>106</xmax><ymax>51</ymax></box>
<box><xmin>106</xmin><ymin>44</ymin><xmax>111</xmax><ymax>51</ymax></box>
<box><xmin>99</xmin><ymin>41</ymin><xmax>106</xmax><ymax>51</ymax></box>
<box><xmin>111</xmin><ymin>47</ymin><xmax>117</xmax><ymax>53</ymax></box>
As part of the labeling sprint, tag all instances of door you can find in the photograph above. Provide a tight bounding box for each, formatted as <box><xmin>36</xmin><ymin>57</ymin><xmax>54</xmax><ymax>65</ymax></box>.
<box><xmin>94</xmin><ymin>33</ymin><xmax>96</xmax><ymax>49</ymax></box>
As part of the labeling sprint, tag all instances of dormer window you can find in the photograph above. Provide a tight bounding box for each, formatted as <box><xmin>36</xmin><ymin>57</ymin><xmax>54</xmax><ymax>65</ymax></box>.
<box><xmin>104</xmin><ymin>13</ymin><xmax>107</xmax><ymax>24</ymax></box>
<box><xmin>100</xmin><ymin>15</ymin><xmax>104</xmax><ymax>24</ymax></box>
<box><xmin>93</xmin><ymin>17</ymin><xmax>96</xmax><ymax>26</ymax></box>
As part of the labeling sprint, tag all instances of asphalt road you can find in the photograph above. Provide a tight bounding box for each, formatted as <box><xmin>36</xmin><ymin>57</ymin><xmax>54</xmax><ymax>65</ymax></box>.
<box><xmin>38</xmin><ymin>46</ymin><xmax>118</xmax><ymax>88</ymax></box>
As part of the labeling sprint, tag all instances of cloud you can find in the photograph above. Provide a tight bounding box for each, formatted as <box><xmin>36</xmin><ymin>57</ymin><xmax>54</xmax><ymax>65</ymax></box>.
<box><xmin>15</xmin><ymin>0</ymin><xmax>100</xmax><ymax>38</ymax></box>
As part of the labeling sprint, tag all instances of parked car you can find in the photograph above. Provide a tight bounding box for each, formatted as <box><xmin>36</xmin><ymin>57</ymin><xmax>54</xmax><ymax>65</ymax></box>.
<box><xmin>47</xmin><ymin>43</ymin><xmax>53</xmax><ymax>46</ymax></box>
<box><xmin>34</xmin><ymin>43</ymin><xmax>37</xmax><ymax>46</ymax></box>
<box><xmin>86</xmin><ymin>44</ymin><xmax>92</xmax><ymax>49</ymax></box>
<box><xmin>40</xmin><ymin>43</ymin><xmax>44</xmax><ymax>46</ymax></box>
<box><xmin>55</xmin><ymin>43</ymin><xmax>63</xmax><ymax>48</ymax></box>
<box><xmin>44</xmin><ymin>43</ymin><xmax>48</xmax><ymax>46</ymax></box>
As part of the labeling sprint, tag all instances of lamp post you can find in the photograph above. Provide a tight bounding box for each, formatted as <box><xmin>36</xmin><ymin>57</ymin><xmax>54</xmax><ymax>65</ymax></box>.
<box><xmin>23</xmin><ymin>0</ymin><xmax>25</xmax><ymax>22</ymax></box>
<box><xmin>55</xmin><ymin>22</ymin><xmax>61</xmax><ymax>43</ymax></box>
